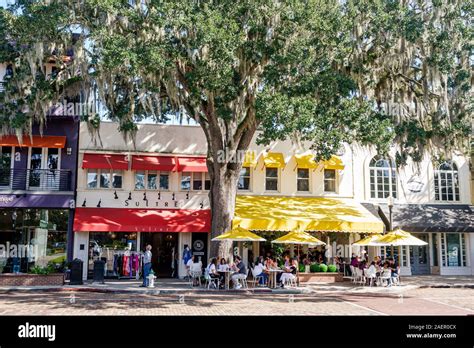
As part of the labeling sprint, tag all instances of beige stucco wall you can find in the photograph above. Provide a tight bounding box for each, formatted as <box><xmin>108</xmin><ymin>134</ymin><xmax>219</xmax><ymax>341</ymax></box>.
<box><xmin>78</xmin><ymin>121</ymin><xmax>473</xmax><ymax>206</ymax></box>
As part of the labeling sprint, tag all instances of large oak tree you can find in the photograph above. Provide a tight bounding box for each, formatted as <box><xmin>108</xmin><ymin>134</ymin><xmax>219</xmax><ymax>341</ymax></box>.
<box><xmin>1</xmin><ymin>0</ymin><xmax>472</xmax><ymax>258</ymax></box>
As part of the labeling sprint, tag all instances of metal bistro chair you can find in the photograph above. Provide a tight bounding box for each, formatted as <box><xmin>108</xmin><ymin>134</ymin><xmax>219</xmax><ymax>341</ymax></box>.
<box><xmin>364</xmin><ymin>269</ymin><xmax>377</xmax><ymax>287</ymax></box>
<box><xmin>234</xmin><ymin>269</ymin><xmax>249</xmax><ymax>290</ymax></box>
<box><xmin>250</xmin><ymin>267</ymin><xmax>266</xmax><ymax>288</ymax></box>
<box><xmin>204</xmin><ymin>269</ymin><xmax>220</xmax><ymax>290</ymax></box>
<box><xmin>378</xmin><ymin>269</ymin><xmax>392</xmax><ymax>287</ymax></box>
<box><xmin>189</xmin><ymin>270</ymin><xmax>202</xmax><ymax>287</ymax></box>
<box><xmin>282</xmin><ymin>273</ymin><xmax>298</xmax><ymax>288</ymax></box>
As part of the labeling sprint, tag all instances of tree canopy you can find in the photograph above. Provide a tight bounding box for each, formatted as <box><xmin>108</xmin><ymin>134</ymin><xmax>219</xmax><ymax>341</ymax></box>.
<box><xmin>1</xmin><ymin>0</ymin><xmax>471</xmax><ymax>165</ymax></box>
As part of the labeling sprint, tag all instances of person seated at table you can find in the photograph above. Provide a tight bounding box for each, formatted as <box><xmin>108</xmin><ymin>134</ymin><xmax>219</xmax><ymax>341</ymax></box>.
<box><xmin>351</xmin><ymin>255</ymin><xmax>360</xmax><ymax>268</ymax></box>
<box><xmin>358</xmin><ymin>259</ymin><xmax>367</xmax><ymax>270</ymax></box>
<box><xmin>217</xmin><ymin>257</ymin><xmax>229</xmax><ymax>272</ymax></box>
<box><xmin>230</xmin><ymin>256</ymin><xmax>247</xmax><ymax>290</ymax></box>
<box><xmin>253</xmin><ymin>257</ymin><xmax>268</xmax><ymax>285</ymax></box>
<box><xmin>278</xmin><ymin>257</ymin><xmax>297</xmax><ymax>288</ymax></box>
<box><xmin>283</xmin><ymin>254</ymin><xmax>291</xmax><ymax>267</ymax></box>
<box><xmin>334</xmin><ymin>256</ymin><xmax>344</xmax><ymax>273</ymax></box>
<box><xmin>381</xmin><ymin>261</ymin><xmax>393</xmax><ymax>287</ymax></box>
<box><xmin>366</xmin><ymin>261</ymin><xmax>377</xmax><ymax>285</ymax></box>
<box><xmin>206</xmin><ymin>257</ymin><xmax>220</xmax><ymax>282</ymax></box>
<box><xmin>373</xmin><ymin>256</ymin><xmax>382</xmax><ymax>266</ymax></box>
<box><xmin>264</xmin><ymin>257</ymin><xmax>275</xmax><ymax>270</ymax></box>
<box><xmin>189</xmin><ymin>256</ymin><xmax>203</xmax><ymax>286</ymax></box>
<box><xmin>185</xmin><ymin>254</ymin><xmax>194</xmax><ymax>276</ymax></box>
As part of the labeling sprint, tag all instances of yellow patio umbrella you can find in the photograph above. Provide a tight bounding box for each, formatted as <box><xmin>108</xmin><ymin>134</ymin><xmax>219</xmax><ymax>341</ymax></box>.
<box><xmin>211</xmin><ymin>226</ymin><xmax>266</xmax><ymax>242</ymax></box>
<box><xmin>271</xmin><ymin>229</ymin><xmax>326</xmax><ymax>285</ymax></box>
<box><xmin>353</xmin><ymin>234</ymin><xmax>383</xmax><ymax>246</ymax></box>
<box><xmin>372</xmin><ymin>228</ymin><xmax>428</xmax><ymax>246</ymax></box>
<box><xmin>271</xmin><ymin>230</ymin><xmax>326</xmax><ymax>246</ymax></box>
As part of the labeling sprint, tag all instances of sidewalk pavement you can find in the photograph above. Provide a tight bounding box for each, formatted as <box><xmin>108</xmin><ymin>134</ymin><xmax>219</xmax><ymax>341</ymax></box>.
<box><xmin>0</xmin><ymin>275</ymin><xmax>472</xmax><ymax>295</ymax></box>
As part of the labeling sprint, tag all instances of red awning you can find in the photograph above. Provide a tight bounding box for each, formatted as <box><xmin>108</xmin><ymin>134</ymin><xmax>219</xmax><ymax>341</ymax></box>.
<box><xmin>82</xmin><ymin>153</ymin><xmax>129</xmax><ymax>170</ymax></box>
<box><xmin>0</xmin><ymin>135</ymin><xmax>66</xmax><ymax>148</ymax></box>
<box><xmin>73</xmin><ymin>208</ymin><xmax>211</xmax><ymax>233</ymax></box>
<box><xmin>177</xmin><ymin>157</ymin><xmax>207</xmax><ymax>172</ymax></box>
<box><xmin>132</xmin><ymin>155</ymin><xmax>177</xmax><ymax>171</ymax></box>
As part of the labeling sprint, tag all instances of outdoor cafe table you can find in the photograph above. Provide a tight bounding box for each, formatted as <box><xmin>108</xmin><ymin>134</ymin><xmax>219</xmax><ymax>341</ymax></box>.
<box><xmin>218</xmin><ymin>270</ymin><xmax>234</xmax><ymax>290</ymax></box>
<box><xmin>268</xmin><ymin>269</ymin><xmax>283</xmax><ymax>289</ymax></box>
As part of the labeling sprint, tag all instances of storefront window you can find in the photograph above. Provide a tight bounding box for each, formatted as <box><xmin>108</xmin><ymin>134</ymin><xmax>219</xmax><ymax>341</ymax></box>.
<box><xmin>0</xmin><ymin>209</ymin><xmax>68</xmax><ymax>274</ymax></box>
<box><xmin>159</xmin><ymin>173</ymin><xmax>169</xmax><ymax>190</ymax></box>
<box><xmin>297</xmin><ymin>168</ymin><xmax>309</xmax><ymax>192</ymax></box>
<box><xmin>100</xmin><ymin>171</ymin><xmax>111</xmax><ymax>188</ymax></box>
<box><xmin>431</xmin><ymin>234</ymin><xmax>438</xmax><ymax>267</ymax></box>
<box><xmin>88</xmin><ymin>232</ymin><xmax>137</xmax><ymax>275</ymax></box>
<box><xmin>324</xmin><ymin>169</ymin><xmax>336</xmax><ymax>192</ymax></box>
<box><xmin>265</xmin><ymin>168</ymin><xmax>278</xmax><ymax>191</ymax></box>
<box><xmin>238</xmin><ymin>167</ymin><xmax>251</xmax><ymax>190</ymax></box>
<box><xmin>441</xmin><ymin>233</ymin><xmax>467</xmax><ymax>267</ymax></box>
<box><xmin>181</xmin><ymin>172</ymin><xmax>191</xmax><ymax>190</ymax></box>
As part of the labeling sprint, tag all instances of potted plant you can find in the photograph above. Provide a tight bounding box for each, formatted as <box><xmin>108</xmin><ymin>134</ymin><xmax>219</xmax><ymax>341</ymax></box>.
<box><xmin>310</xmin><ymin>263</ymin><xmax>320</xmax><ymax>273</ymax></box>
<box><xmin>319</xmin><ymin>264</ymin><xmax>328</xmax><ymax>272</ymax></box>
<box><xmin>328</xmin><ymin>264</ymin><xmax>337</xmax><ymax>273</ymax></box>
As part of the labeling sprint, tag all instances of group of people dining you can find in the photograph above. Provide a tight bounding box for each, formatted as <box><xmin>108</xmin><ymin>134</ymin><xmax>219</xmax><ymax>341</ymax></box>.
<box><xmin>338</xmin><ymin>254</ymin><xmax>400</xmax><ymax>286</ymax></box>
<box><xmin>186</xmin><ymin>253</ymin><xmax>299</xmax><ymax>289</ymax></box>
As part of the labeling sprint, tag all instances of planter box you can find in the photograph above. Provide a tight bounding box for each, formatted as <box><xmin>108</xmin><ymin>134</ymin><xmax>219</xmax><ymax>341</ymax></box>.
<box><xmin>298</xmin><ymin>272</ymin><xmax>343</xmax><ymax>283</ymax></box>
<box><xmin>0</xmin><ymin>273</ymin><xmax>64</xmax><ymax>286</ymax></box>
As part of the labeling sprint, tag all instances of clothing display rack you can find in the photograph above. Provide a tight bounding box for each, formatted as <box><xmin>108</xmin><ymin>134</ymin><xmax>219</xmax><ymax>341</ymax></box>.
<box><xmin>112</xmin><ymin>250</ymin><xmax>142</xmax><ymax>279</ymax></box>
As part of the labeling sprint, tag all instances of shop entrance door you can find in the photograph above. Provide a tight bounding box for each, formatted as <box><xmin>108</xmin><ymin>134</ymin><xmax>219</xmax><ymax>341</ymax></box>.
<box><xmin>141</xmin><ymin>232</ymin><xmax>178</xmax><ymax>278</ymax></box>
<box><xmin>410</xmin><ymin>233</ymin><xmax>430</xmax><ymax>275</ymax></box>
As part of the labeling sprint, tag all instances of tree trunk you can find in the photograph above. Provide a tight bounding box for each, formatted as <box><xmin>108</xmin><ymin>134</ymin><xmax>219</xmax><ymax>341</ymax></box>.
<box><xmin>208</xmin><ymin>162</ymin><xmax>240</xmax><ymax>261</ymax></box>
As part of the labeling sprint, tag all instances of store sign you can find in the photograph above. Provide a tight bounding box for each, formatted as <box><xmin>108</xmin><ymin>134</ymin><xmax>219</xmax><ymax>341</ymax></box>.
<box><xmin>0</xmin><ymin>196</ymin><xmax>14</xmax><ymax>205</ymax></box>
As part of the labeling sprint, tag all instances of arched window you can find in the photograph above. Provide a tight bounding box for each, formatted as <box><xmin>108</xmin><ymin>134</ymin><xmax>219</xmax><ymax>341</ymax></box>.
<box><xmin>369</xmin><ymin>156</ymin><xmax>397</xmax><ymax>199</ymax></box>
<box><xmin>434</xmin><ymin>162</ymin><xmax>459</xmax><ymax>201</ymax></box>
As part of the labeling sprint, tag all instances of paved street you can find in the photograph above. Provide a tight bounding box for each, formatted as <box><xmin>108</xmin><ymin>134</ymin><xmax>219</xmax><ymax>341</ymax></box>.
<box><xmin>0</xmin><ymin>287</ymin><xmax>472</xmax><ymax>316</ymax></box>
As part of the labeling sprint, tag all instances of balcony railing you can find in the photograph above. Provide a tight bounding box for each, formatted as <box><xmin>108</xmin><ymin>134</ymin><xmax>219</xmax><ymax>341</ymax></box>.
<box><xmin>0</xmin><ymin>169</ymin><xmax>72</xmax><ymax>191</ymax></box>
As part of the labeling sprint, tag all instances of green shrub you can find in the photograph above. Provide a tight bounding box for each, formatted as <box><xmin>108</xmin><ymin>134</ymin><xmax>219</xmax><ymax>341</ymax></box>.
<box><xmin>29</xmin><ymin>264</ymin><xmax>54</xmax><ymax>275</ymax></box>
<box><xmin>310</xmin><ymin>263</ymin><xmax>320</xmax><ymax>273</ymax></box>
<box><xmin>298</xmin><ymin>264</ymin><xmax>305</xmax><ymax>272</ymax></box>
<box><xmin>319</xmin><ymin>264</ymin><xmax>328</xmax><ymax>272</ymax></box>
<box><xmin>328</xmin><ymin>264</ymin><xmax>337</xmax><ymax>273</ymax></box>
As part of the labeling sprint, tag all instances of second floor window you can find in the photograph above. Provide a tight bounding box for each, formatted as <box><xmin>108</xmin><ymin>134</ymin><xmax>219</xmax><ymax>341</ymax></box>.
<box><xmin>265</xmin><ymin>168</ymin><xmax>278</xmax><ymax>191</ymax></box>
<box><xmin>369</xmin><ymin>156</ymin><xmax>397</xmax><ymax>199</ymax></box>
<box><xmin>324</xmin><ymin>169</ymin><xmax>336</xmax><ymax>192</ymax></box>
<box><xmin>88</xmin><ymin>169</ymin><xmax>122</xmax><ymax>189</ymax></box>
<box><xmin>181</xmin><ymin>172</ymin><xmax>210</xmax><ymax>191</ymax></box>
<box><xmin>238</xmin><ymin>167</ymin><xmax>251</xmax><ymax>190</ymax></box>
<box><xmin>434</xmin><ymin>162</ymin><xmax>459</xmax><ymax>202</ymax></box>
<box><xmin>297</xmin><ymin>168</ymin><xmax>309</xmax><ymax>192</ymax></box>
<box><xmin>135</xmin><ymin>171</ymin><xmax>169</xmax><ymax>190</ymax></box>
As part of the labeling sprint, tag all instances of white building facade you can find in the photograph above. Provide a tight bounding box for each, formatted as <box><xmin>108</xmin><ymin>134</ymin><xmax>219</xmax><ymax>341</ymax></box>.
<box><xmin>72</xmin><ymin>122</ymin><xmax>473</xmax><ymax>279</ymax></box>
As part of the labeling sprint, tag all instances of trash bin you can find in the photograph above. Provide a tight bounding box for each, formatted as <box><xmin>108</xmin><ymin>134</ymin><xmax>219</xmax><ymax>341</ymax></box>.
<box><xmin>70</xmin><ymin>259</ymin><xmax>83</xmax><ymax>285</ymax></box>
<box><xmin>93</xmin><ymin>260</ymin><xmax>105</xmax><ymax>284</ymax></box>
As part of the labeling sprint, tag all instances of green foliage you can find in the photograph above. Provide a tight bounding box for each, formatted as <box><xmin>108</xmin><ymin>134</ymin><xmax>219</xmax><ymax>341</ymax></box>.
<box><xmin>319</xmin><ymin>264</ymin><xmax>328</xmax><ymax>273</ymax></box>
<box><xmin>298</xmin><ymin>263</ymin><xmax>305</xmax><ymax>273</ymax></box>
<box><xmin>310</xmin><ymin>263</ymin><xmax>320</xmax><ymax>273</ymax></box>
<box><xmin>328</xmin><ymin>265</ymin><xmax>337</xmax><ymax>273</ymax></box>
<box><xmin>29</xmin><ymin>264</ymin><xmax>55</xmax><ymax>275</ymax></box>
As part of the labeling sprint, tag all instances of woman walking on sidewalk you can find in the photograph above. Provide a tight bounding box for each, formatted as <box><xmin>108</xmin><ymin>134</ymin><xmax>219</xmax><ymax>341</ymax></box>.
<box><xmin>141</xmin><ymin>245</ymin><xmax>153</xmax><ymax>287</ymax></box>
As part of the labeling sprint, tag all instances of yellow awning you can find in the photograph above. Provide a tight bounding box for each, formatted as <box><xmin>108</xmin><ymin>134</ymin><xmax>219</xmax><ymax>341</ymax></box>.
<box><xmin>242</xmin><ymin>151</ymin><xmax>257</xmax><ymax>167</ymax></box>
<box><xmin>322</xmin><ymin>155</ymin><xmax>345</xmax><ymax>170</ymax></box>
<box><xmin>294</xmin><ymin>153</ymin><xmax>318</xmax><ymax>169</ymax></box>
<box><xmin>234</xmin><ymin>195</ymin><xmax>383</xmax><ymax>234</ymax></box>
<box><xmin>262</xmin><ymin>152</ymin><xmax>285</xmax><ymax>168</ymax></box>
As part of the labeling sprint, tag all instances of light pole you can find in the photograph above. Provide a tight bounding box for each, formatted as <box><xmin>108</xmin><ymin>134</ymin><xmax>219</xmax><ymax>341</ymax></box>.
<box><xmin>387</xmin><ymin>195</ymin><xmax>395</xmax><ymax>259</ymax></box>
